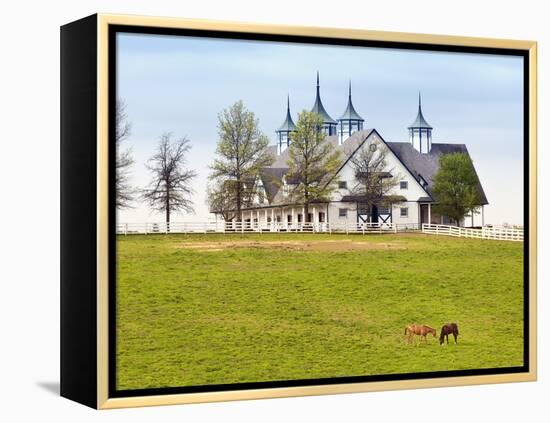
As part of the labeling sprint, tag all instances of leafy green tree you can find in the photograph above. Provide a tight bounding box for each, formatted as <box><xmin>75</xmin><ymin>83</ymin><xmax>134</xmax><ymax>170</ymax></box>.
<box><xmin>286</xmin><ymin>111</ymin><xmax>342</xmax><ymax>222</ymax></box>
<box><xmin>209</xmin><ymin>100</ymin><xmax>274</xmax><ymax>222</ymax></box>
<box><xmin>431</xmin><ymin>152</ymin><xmax>482</xmax><ymax>226</ymax></box>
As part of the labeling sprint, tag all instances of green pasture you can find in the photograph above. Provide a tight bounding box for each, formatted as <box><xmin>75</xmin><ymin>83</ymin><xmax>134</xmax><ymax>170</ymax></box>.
<box><xmin>115</xmin><ymin>232</ymin><xmax>524</xmax><ymax>390</ymax></box>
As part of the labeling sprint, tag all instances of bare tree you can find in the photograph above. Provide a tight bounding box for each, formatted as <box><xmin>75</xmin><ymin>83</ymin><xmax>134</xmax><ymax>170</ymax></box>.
<box><xmin>142</xmin><ymin>133</ymin><xmax>197</xmax><ymax>224</ymax></box>
<box><xmin>115</xmin><ymin>100</ymin><xmax>135</xmax><ymax>208</ymax></box>
<box><xmin>209</xmin><ymin>101</ymin><xmax>274</xmax><ymax>222</ymax></box>
<box><xmin>349</xmin><ymin>138</ymin><xmax>402</xmax><ymax>216</ymax></box>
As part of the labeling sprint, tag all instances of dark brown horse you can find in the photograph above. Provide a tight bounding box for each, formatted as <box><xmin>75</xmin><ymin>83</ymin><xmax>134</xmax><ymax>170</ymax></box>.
<box><xmin>439</xmin><ymin>323</ymin><xmax>459</xmax><ymax>345</ymax></box>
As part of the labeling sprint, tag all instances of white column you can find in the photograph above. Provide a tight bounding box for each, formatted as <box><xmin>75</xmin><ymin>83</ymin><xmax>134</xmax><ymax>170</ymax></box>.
<box><xmin>428</xmin><ymin>203</ymin><xmax>431</xmax><ymax>225</ymax></box>
<box><xmin>482</xmin><ymin>205</ymin><xmax>485</xmax><ymax>226</ymax></box>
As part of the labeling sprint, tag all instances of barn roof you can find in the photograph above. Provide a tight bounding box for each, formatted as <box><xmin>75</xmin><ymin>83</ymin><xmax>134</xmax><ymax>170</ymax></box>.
<box><xmin>386</xmin><ymin>141</ymin><xmax>489</xmax><ymax>205</ymax></box>
<box><xmin>255</xmin><ymin>129</ymin><xmax>488</xmax><ymax>208</ymax></box>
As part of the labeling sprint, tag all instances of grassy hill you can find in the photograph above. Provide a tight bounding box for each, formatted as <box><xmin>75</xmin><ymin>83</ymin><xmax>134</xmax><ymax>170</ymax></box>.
<box><xmin>115</xmin><ymin>233</ymin><xmax>524</xmax><ymax>390</ymax></box>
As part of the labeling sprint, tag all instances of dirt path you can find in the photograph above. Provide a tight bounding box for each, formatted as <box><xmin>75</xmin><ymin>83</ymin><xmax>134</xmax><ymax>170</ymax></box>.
<box><xmin>177</xmin><ymin>239</ymin><xmax>406</xmax><ymax>252</ymax></box>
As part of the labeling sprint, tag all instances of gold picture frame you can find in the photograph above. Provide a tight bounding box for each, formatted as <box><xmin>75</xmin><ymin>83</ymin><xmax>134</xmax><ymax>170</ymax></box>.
<box><xmin>60</xmin><ymin>13</ymin><xmax>537</xmax><ymax>409</ymax></box>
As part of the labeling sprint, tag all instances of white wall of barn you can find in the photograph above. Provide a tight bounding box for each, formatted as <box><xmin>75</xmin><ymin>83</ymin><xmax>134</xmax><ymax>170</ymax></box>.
<box><xmin>328</xmin><ymin>131</ymin><xmax>430</xmax><ymax>225</ymax></box>
<box><xmin>392</xmin><ymin>201</ymin><xmax>421</xmax><ymax>226</ymax></box>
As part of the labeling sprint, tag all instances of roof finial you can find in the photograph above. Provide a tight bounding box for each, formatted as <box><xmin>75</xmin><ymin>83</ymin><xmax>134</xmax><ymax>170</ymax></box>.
<box><xmin>418</xmin><ymin>91</ymin><xmax>422</xmax><ymax>110</ymax></box>
<box><xmin>287</xmin><ymin>93</ymin><xmax>290</xmax><ymax>111</ymax></box>
<box><xmin>349</xmin><ymin>80</ymin><xmax>352</xmax><ymax>98</ymax></box>
<box><xmin>317</xmin><ymin>71</ymin><xmax>319</xmax><ymax>87</ymax></box>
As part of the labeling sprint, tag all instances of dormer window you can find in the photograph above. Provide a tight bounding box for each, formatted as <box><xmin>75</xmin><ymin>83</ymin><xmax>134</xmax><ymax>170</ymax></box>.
<box><xmin>418</xmin><ymin>174</ymin><xmax>428</xmax><ymax>189</ymax></box>
<box><xmin>338</xmin><ymin>181</ymin><xmax>347</xmax><ymax>189</ymax></box>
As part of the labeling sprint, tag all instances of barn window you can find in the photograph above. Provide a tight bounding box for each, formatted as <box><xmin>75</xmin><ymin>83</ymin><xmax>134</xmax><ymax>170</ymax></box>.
<box><xmin>400</xmin><ymin>207</ymin><xmax>408</xmax><ymax>217</ymax></box>
<box><xmin>400</xmin><ymin>181</ymin><xmax>408</xmax><ymax>190</ymax></box>
<box><xmin>339</xmin><ymin>208</ymin><xmax>348</xmax><ymax>217</ymax></box>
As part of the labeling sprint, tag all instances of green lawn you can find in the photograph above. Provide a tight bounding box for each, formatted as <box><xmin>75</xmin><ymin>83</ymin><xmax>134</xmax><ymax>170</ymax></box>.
<box><xmin>115</xmin><ymin>232</ymin><xmax>524</xmax><ymax>390</ymax></box>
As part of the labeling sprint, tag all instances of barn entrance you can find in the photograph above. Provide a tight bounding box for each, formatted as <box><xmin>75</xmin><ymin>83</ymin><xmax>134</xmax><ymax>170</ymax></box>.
<box><xmin>357</xmin><ymin>203</ymin><xmax>392</xmax><ymax>224</ymax></box>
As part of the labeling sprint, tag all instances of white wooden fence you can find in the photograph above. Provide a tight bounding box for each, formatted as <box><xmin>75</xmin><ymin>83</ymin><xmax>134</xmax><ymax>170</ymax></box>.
<box><xmin>421</xmin><ymin>224</ymin><xmax>523</xmax><ymax>242</ymax></box>
<box><xmin>116</xmin><ymin>221</ymin><xmax>421</xmax><ymax>235</ymax></box>
<box><xmin>116</xmin><ymin>222</ymin><xmax>523</xmax><ymax>242</ymax></box>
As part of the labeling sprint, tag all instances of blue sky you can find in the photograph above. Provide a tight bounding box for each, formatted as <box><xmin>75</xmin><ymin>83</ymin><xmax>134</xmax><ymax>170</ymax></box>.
<box><xmin>116</xmin><ymin>32</ymin><xmax>524</xmax><ymax>225</ymax></box>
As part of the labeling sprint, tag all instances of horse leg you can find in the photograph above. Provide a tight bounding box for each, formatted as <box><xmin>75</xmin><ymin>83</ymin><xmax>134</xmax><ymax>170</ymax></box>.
<box><xmin>446</xmin><ymin>334</ymin><xmax>449</xmax><ymax>344</ymax></box>
<box><xmin>454</xmin><ymin>332</ymin><xmax>458</xmax><ymax>344</ymax></box>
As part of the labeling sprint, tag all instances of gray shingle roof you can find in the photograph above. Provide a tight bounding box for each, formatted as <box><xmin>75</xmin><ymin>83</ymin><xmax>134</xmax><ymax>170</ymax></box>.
<box><xmin>259</xmin><ymin>168</ymin><xmax>287</xmax><ymax>203</ymax></box>
<box><xmin>386</xmin><ymin>141</ymin><xmax>488</xmax><ymax>205</ymax></box>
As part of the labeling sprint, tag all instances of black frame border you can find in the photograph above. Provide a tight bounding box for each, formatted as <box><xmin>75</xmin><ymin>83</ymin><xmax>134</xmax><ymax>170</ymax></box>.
<box><xmin>107</xmin><ymin>24</ymin><xmax>530</xmax><ymax>399</ymax></box>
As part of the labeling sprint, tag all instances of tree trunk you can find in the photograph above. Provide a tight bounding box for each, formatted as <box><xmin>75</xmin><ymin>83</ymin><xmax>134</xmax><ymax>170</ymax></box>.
<box><xmin>166</xmin><ymin>187</ymin><xmax>170</xmax><ymax>232</ymax></box>
<box><xmin>236</xmin><ymin>180</ymin><xmax>242</xmax><ymax>223</ymax></box>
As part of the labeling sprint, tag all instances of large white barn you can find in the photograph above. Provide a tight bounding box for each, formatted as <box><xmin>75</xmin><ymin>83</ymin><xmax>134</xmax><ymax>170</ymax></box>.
<box><xmin>219</xmin><ymin>74</ymin><xmax>488</xmax><ymax>228</ymax></box>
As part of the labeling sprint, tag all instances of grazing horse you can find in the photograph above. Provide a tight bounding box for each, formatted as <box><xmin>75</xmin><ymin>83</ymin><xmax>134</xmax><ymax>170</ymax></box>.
<box><xmin>439</xmin><ymin>323</ymin><xmax>459</xmax><ymax>345</ymax></box>
<box><xmin>404</xmin><ymin>324</ymin><xmax>437</xmax><ymax>344</ymax></box>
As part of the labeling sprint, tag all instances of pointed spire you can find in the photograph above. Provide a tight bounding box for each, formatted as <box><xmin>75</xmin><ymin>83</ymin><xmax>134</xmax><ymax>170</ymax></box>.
<box><xmin>311</xmin><ymin>72</ymin><xmax>337</xmax><ymax>124</ymax></box>
<box><xmin>408</xmin><ymin>90</ymin><xmax>432</xmax><ymax>129</ymax></box>
<box><xmin>338</xmin><ymin>79</ymin><xmax>364</xmax><ymax>121</ymax></box>
<box><xmin>276</xmin><ymin>94</ymin><xmax>296</xmax><ymax>132</ymax></box>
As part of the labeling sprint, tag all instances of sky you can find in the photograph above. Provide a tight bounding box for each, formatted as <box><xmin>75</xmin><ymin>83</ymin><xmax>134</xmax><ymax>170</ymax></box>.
<box><xmin>116</xmin><ymin>32</ymin><xmax>524</xmax><ymax>226</ymax></box>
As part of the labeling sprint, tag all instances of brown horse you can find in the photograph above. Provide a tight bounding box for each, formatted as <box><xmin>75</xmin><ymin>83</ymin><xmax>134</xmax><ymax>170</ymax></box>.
<box><xmin>404</xmin><ymin>324</ymin><xmax>437</xmax><ymax>344</ymax></box>
<box><xmin>439</xmin><ymin>323</ymin><xmax>459</xmax><ymax>345</ymax></box>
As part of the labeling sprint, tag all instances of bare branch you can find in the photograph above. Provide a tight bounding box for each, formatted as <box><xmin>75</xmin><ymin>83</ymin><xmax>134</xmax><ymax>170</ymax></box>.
<box><xmin>115</xmin><ymin>99</ymin><xmax>136</xmax><ymax>209</ymax></box>
<box><xmin>142</xmin><ymin>133</ymin><xmax>197</xmax><ymax>223</ymax></box>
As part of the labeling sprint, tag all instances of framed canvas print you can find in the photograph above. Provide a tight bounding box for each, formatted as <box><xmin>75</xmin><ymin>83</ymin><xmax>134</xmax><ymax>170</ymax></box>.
<box><xmin>60</xmin><ymin>14</ymin><xmax>537</xmax><ymax>409</ymax></box>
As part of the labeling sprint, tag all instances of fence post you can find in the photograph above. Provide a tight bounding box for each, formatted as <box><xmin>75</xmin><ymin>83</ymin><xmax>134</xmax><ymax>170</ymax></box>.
<box><xmin>144</xmin><ymin>223</ymin><xmax>148</xmax><ymax>235</ymax></box>
<box><xmin>124</xmin><ymin>223</ymin><xmax>128</xmax><ymax>236</ymax></box>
